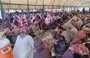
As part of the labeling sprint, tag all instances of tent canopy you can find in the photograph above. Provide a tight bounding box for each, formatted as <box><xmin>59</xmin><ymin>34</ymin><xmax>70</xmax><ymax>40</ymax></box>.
<box><xmin>1</xmin><ymin>0</ymin><xmax>90</xmax><ymax>10</ymax></box>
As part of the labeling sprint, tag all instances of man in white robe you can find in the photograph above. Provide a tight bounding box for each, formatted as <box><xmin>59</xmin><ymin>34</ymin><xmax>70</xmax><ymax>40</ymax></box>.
<box><xmin>13</xmin><ymin>28</ymin><xmax>35</xmax><ymax>58</ymax></box>
<box><xmin>62</xmin><ymin>17</ymin><xmax>78</xmax><ymax>43</ymax></box>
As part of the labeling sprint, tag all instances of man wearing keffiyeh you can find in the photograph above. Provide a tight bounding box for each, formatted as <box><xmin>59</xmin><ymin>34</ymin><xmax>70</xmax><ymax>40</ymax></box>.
<box><xmin>63</xmin><ymin>27</ymin><xmax>90</xmax><ymax>58</ymax></box>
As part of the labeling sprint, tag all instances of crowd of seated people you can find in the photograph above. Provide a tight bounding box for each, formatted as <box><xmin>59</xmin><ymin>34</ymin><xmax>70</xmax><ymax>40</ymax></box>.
<box><xmin>0</xmin><ymin>11</ymin><xmax>90</xmax><ymax>58</ymax></box>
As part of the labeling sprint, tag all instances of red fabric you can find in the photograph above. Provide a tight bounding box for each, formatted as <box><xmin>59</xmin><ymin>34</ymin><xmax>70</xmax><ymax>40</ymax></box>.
<box><xmin>70</xmin><ymin>30</ymin><xmax>86</xmax><ymax>45</ymax></box>
<box><xmin>70</xmin><ymin>44</ymin><xmax>89</xmax><ymax>55</ymax></box>
<box><xmin>14</xmin><ymin>15</ymin><xmax>28</xmax><ymax>27</ymax></box>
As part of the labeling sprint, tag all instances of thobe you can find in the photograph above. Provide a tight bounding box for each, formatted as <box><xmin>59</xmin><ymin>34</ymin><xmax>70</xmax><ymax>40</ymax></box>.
<box><xmin>62</xmin><ymin>23</ymin><xmax>78</xmax><ymax>43</ymax></box>
<box><xmin>13</xmin><ymin>35</ymin><xmax>35</xmax><ymax>58</ymax></box>
<box><xmin>62</xmin><ymin>16</ymin><xmax>79</xmax><ymax>43</ymax></box>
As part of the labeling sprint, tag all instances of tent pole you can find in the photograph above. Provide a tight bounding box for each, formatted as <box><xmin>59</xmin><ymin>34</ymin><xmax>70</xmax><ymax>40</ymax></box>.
<box><xmin>89</xmin><ymin>8</ymin><xmax>90</xmax><ymax>13</ymax></box>
<box><xmin>27</xmin><ymin>0</ymin><xmax>29</xmax><ymax>12</ymax></box>
<box><xmin>0</xmin><ymin>0</ymin><xmax>4</xmax><ymax>19</ymax></box>
<box><xmin>42</xmin><ymin>4</ymin><xmax>44</xmax><ymax>14</ymax></box>
<box><xmin>42</xmin><ymin>0</ymin><xmax>44</xmax><ymax>14</ymax></box>
<box><xmin>63</xmin><ymin>6</ymin><xmax>64</xmax><ymax>12</ymax></box>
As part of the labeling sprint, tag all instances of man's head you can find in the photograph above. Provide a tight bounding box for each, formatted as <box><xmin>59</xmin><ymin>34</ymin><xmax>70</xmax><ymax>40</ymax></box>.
<box><xmin>19</xmin><ymin>27</ymin><xmax>28</xmax><ymax>38</ymax></box>
<box><xmin>83</xmin><ymin>27</ymin><xmax>90</xmax><ymax>34</ymax></box>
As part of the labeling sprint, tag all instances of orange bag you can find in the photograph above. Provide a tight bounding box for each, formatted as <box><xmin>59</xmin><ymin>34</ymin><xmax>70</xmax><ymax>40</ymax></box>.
<box><xmin>0</xmin><ymin>44</ymin><xmax>13</xmax><ymax>58</ymax></box>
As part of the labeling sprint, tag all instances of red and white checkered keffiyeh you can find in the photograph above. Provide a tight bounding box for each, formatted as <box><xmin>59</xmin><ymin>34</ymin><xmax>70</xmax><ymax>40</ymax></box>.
<box><xmin>69</xmin><ymin>44</ymin><xmax>89</xmax><ymax>56</ymax></box>
<box><xmin>14</xmin><ymin>15</ymin><xmax>28</xmax><ymax>27</ymax></box>
<box><xmin>70</xmin><ymin>30</ymin><xmax>86</xmax><ymax>45</ymax></box>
